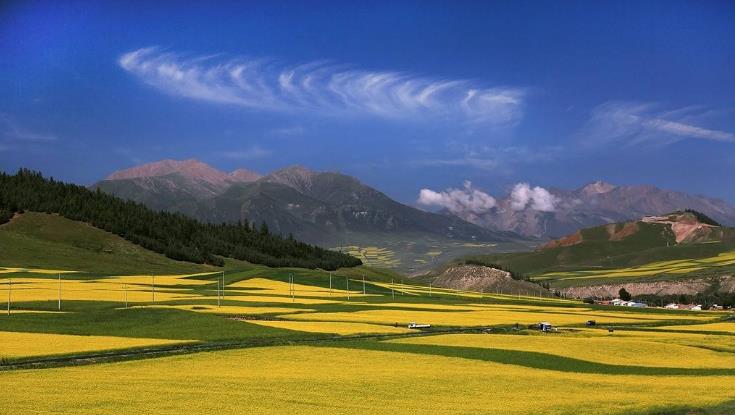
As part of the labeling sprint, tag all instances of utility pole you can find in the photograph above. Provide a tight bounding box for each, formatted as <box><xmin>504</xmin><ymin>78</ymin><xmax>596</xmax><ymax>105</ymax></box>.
<box><xmin>391</xmin><ymin>279</ymin><xmax>395</xmax><ymax>300</ymax></box>
<box><xmin>7</xmin><ymin>279</ymin><xmax>10</xmax><ymax>316</ymax></box>
<box><xmin>346</xmin><ymin>277</ymin><xmax>350</xmax><ymax>301</ymax></box>
<box><xmin>429</xmin><ymin>283</ymin><xmax>432</xmax><ymax>297</ymax></box>
<box><xmin>124</xmin><ymin>284</ymin><xmax>128</xmax><ymax>309</ymax></box>
<box><xmin>152</xmin><ymin>275</ymin><xmax>155</xmax><ymax>303</ymax></box>
<box><xmin>362</xmin><ymin>275</ymin><xmax>366</xmax><ymax>295</ymax></box>
<box><xmin>58</xmin><ymin>273</ymin><xmax>61</xmax><ymax>311</ymax></box>
<box><xmin>329</xmin><ymin>272</ymin><xmax>332</xmax><ymax>296</ymax></box>
<box><xmin>221</xmin><ymin>271</ymin><xmax>225</xmax><ymax>303</ymax></box>
<box><xmin>217</xmin><ymin>278</ymin><xmax>221</xmax><ymax>307</ymax></box>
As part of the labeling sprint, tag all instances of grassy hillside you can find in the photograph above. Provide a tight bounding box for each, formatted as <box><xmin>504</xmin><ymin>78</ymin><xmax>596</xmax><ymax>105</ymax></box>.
<box><xmin>0</xmin><ymin>212</ymin><xmax>214</xmax><ymax>275</ymax></box>
<box><xmin>0</xmin><ymin>212</ymin><xmax>398</xmax><ymax>281</ymax></box>
<box><xmin>1</xmin><ymin>169</ymin><xmax>360</xmax><ymax>269</ymax></box>
<box><xmin>458</xmin><ymin>215</ymin><xmax>735</xmax><ymax>286</ymax></box>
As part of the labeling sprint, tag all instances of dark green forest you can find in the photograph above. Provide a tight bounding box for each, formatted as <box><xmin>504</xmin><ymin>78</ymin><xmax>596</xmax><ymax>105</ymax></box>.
<box><xmin>0</xmin><ymin>169</ymin><xmax>361</xmax><ymax>270</ymax></box>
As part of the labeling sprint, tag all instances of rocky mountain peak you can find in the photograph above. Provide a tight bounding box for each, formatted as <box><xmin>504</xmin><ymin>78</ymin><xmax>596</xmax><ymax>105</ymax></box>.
<box><xmin>262</xmin><ymin>165</ymin><xmax>318</xmax><ymax>192</ymax></box>
<box><xmin>579</xmin><ymin>180</ymin><xmax>617</xmax><ymax>195</ymax></box>
<box><xmin>229</xmin><ymin>168</ymin><xmax>261</xmax><ymax>183</ymax></box>
<box><xmin>106</xmin><ymin>159</ymin><xmax>261</xmax><ymax>187</ymax></box>
<box><xmin>106</xmin><ymin>159</ymin><xmax>230</xmax><ymax>185</ymax></box>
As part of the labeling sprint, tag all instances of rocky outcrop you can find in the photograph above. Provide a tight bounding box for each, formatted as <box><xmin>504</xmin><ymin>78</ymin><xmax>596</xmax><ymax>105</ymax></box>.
<box><xmin>107</xmin><ymin>159</ymin><xmax>261</xmax><ymax>187</ymax></box>
<box><xmin>432</xmin><ymin>265</ymin><xmax>551</xmax><ymax>295</ymax></box>
<box><xmin>561</xmin><ymin>275</ymin><xmax>735</xmax><ymax>298</ymax></box>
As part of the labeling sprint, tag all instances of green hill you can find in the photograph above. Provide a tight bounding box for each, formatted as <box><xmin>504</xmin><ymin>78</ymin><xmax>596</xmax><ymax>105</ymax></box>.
<box><xmin>0</xmin><ymin>212</ymin><xmax>401</xmax><ymax>282</ymax></box>
<box><xmin>0</xmin><ymin>212</ymin><xmax>213</xmax><ymax>275</ymax></box>
<box><xmin>0</xmin><ymin>169</ymin><xmax>360</xmax><ymax>270</ymax></box>
<box><xmin>457</xmin><ymin>211</ymin><xmax>735</xmax><ymax>283</ymax></box>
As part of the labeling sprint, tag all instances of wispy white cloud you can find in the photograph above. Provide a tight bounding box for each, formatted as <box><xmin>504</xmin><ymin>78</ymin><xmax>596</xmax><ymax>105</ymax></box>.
<box><xmin>119</xmin><ymin>47</ymin><xmax>526</xmax><ymax>125</ymax></box>
<box><xmin>418</xmin><ymin>181</ymin><xmax>497</xmax><ymax>216</ymax></box>
<box><xmin>411</xmin><ymin>145</ymin><xmax>561</xmax><ymax>171</ymax></box>
<box><xmin>412</xmin><ymin>157</ymin><xmax>501</xmax><ymax>171</ymax></box>
<box><xmin>215</xmin><ymin>145</ymin><xmax>271</xmax><ymax>160</ymax></box>
<box><xmin>269</xmin><ymin>126</ymin><xmax>305</xmax><ymax>136</ymax></box>
<box><xmin>0</xmin><ymin>112</ymin><xmax>57</xmax><ymax>142</ymax></box>
<box><xmin>581</xmin><ymin>102</ymin><xmax>735</xmax><ymax>146</ymax></box>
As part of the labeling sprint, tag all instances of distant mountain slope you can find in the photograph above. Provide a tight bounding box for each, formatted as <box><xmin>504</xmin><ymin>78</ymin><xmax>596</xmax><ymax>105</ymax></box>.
<box><xmin>93</xmin><ymin>161</ymin><xmax>518</xmax><ymax>246</ymax></box>
<box><xmin>212</xmin><ymin>166</ymin><xmax>513</xmax><ymax>245</ymax></box>
<box><xmin>92</xmin><ymin>159</ymin><xmax>261</xmax><ymax>210</ymax></box>
<box><xmin>457</xmin><ymin>181</ymin><xmax>735</xmax><ymax>238</ymax></box>
<box><xmin>3</xmin><ymin>169</ymin><xmax>360</xmax><ymax>270</ymax></box>
<box><xmin>460</xmin><ymin>211</ymin><xmax>735</xmax><ymax>277</ymax></box>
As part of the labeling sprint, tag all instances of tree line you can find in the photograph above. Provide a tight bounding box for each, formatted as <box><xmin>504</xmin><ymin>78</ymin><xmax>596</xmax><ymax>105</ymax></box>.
<box><xmin>0</xmin><ymin>169</ymin><xmax>362</xmax><ymax>270</ymax></box>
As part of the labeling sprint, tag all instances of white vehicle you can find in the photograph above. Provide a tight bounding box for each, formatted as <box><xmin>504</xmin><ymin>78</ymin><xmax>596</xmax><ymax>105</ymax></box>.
<box><xmin>538</xmin><ymin>322</ymin><xmax>553</xmax><ymax>332</ymax></box>
<box><xmin>408</xmin><ymin>322</ymin><xmax>431</xmax><ymax>329</ymax></box>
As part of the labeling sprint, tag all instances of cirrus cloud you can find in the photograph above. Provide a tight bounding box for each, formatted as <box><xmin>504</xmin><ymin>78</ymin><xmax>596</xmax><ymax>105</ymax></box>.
<box><xmin>119</xmin><ymin>47</ymin><xmax>526</xmax><ymax>126</ymax></box>
<box><xmin>581</xmin><ymin>102</ymin><xmax>735</xmax><ymax>146</ymax></box>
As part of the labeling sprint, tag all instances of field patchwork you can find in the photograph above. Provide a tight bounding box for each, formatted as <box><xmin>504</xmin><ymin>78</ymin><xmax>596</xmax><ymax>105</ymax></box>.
<box><xmin>0</xmin><ymin>266</ymin><xmax>733</xmax><ymax>414</ymax></box>
<box><xmin>537</xmin><ymin>249</ymin><xmax>735</xmax><ymax>286</ymax></box>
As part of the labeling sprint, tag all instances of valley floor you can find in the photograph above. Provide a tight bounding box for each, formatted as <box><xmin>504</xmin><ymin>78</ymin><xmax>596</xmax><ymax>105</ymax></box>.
<box><xmin>1</xmin><ymin>267</ymin><xmax>733</xmax><ymax>414</ymax></box>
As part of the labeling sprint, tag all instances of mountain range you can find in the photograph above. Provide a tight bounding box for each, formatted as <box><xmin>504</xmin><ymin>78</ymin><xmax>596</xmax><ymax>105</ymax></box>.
<box><xmin>456</xmin><ymin>181</ymin><xmax>735</xmax><ymax>238</ymax></box>
<box><xmin>92</xmin><ymin>159</ymin><xmax>735</xmax><ymax>252</ymax></box>
<box><xmin>92</xmin><ymin>160</ymin><xmax>512</xmax><ymax>247</ymax></box>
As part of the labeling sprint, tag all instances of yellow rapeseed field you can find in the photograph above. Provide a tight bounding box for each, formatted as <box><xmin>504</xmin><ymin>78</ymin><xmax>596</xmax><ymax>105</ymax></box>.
<box><xmin>654</xmin><ymin>321</ymin><xmax>735</xmax><ymax>334</ymax></box>
<box><xmin>128</xmin><ymin>304</ymin><xmax>316</xmax><ymax>316</ymax></box>
<box><xmin>0</xmin><ymin>345</ymin><xmax>732</xmax><ymax>414</ymax></box>
<box><xmin>538</xmin><ymin>249</ymin><xmax>735</xmax><ymax>283</ymax></box>
<box><xmin>279</xmin><ymin>305</ymin><xmax>711</xmax><ymax>327</ymax></box>
<box><xmin>0</xmin><ymin>331</ymin><xmax>192</xmax><ymax>358</ymax></box>
<box><xmin>246</xmin><ymin>320</ymin><xmax>414</xmax><ymax>335</ymax></box>
<box><xmin>391</xmin><ymin>332</ymin><xmax>735</xmax><ymax>368</ymax></box>
<box><xmin>1</xmin><ymin>278</ymin><xmax>200</xmax><ymax>303</ymax></box>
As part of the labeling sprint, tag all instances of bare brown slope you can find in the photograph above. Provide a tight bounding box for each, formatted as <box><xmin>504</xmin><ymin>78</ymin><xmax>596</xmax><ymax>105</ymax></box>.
<box><xmin>432</xmin><ymin>265</ymin><xmax>551</xmax><ymax>295</ymax></box>
<box><xmin>107</xmin><ymin>159</ymin><xmax>260</xmax><ymax>186</ymax></box>
<box><xmin>561</xmin><ymin>275</ymin><xmax>735</xmax><ymax>298</ymax></box>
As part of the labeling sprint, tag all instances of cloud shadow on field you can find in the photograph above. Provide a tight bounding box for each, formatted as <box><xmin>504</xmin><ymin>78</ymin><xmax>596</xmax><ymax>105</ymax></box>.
<box><xmin>320</xmin><ymin>340</ymin><xmax>735</xmax><ymax>377</ymax></box>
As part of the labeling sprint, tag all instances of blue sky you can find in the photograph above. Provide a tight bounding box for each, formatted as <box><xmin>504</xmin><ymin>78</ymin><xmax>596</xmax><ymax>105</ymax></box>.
<box><xmin>1</xmin><ymin>0</ymin><xmax>734</xmax><ymax>205</ymax></box>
